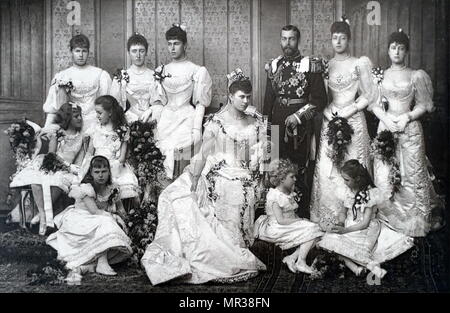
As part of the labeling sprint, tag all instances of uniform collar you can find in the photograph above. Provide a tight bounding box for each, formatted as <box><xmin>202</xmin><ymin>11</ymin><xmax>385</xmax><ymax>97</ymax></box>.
<box><xmin>283</xmin><ymin>50</ymin><xmax>302</xmax><ymax>61</ymax></box>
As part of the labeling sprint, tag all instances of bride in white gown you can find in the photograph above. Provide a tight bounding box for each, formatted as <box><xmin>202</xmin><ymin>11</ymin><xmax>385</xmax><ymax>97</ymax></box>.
<box><xmin>141</xmin><ymin>70</ymin><xmax>267</xmax><ymax>285</ymax></box>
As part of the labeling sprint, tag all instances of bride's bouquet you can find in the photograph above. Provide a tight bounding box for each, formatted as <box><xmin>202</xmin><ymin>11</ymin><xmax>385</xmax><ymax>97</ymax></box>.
<box><xmin>4</xmin><ymin>119</ymin><xmax>37</xmax><ymax>170</ymax></box>
<box><xmin>326</xmin><ymin>113</ymin><xmax>354</xmax><ymax>167</ymax></box>
<box><xmin>371</xmin><ymin>130</ymin><xmax>402</xmax><ymax>198</ymax></box>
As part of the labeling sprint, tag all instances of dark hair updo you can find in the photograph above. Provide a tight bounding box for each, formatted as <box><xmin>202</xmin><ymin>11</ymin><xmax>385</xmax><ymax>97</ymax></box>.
<box><xmin>165</xmin><ymin>25</ymin><xmax>187</xmax><ymax>44</ymax></box>
<box><xmin>127</xmin><ymin>33</ymin><xmax>149</xmax><ymax>52</ymax></box>
<box><xmin>388</xmin><ymin>29</ymin><xmax>409</xmax><ymax>52</ymax></box>
<box><xmin>229</xmin><ymin>79</ymin><xmax>252</xmax><ymax>95</ymax></box>
<box><xmin>340</xmin><ymin>159</ymin><xmax>374</xmax><ymax>191</ymax></box>
<box><xmin>69</xmin><ymin>34</ymin><xmax>90</xmax><ymax>51</ymax></box>
<box><xmin>330</xmin><ymin>21</ymin><xmax>351</xmax><ymax>40</ymax></box>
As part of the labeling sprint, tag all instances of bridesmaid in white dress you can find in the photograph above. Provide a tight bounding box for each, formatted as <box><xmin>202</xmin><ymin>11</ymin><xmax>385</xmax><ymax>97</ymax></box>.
<box><xmin>43</xmin><ymin>34</ymin><xmax>111</xmax><ymax>132</ymax></box>
<box><xmin>10</xmin><ymin>103</ymin><xmax>86</xmax><ymax>235</ymax></box>
<box><xmin>110</xmin><ymin>33</ymin><xmax>161</xmax><ymax>123</ymax></box>
<box><xmin>310</xmin><ymin>18</ymin><xmax>377</xmax><ymax>223</ymax></box>
<box><xmin>142</xmin><ymin>24</ymin><xmax>212</xmax><ymax>179</ymax></box>
<box><xmin>254</xmin><ymin>159</ymin><xmax>324</xmax><ymax>274</ymax></box>
<box><xmin>141</xmin><ymin>73</ymin><xmax>267</xmax><ymax>285</ymax></box>
<box><xmin>370</xmin><ymin>30</ymin><xmax>443</xmax><ymax>237</ymax></box>
<box><xmin>47</xmin><ymin>156</ymin><xmax>132</xmax><ymax>283</ymax></box>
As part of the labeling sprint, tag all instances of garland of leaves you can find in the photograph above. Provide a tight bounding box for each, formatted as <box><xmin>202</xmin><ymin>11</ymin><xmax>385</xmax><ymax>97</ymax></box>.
<box><xmin>206</xmin><ymin>160</ymin><xmax>262</xmax><ymax>248</ymax></box>
<box><xmin>126</xmin><ymin>120</ymin><xmax>166</xmax><ymax>263</ymax></box>
<box><xmin>371</xmin><ymin>130</ymin><xmax>402</xmax><ymax>198</ymax></box>
<box><xmin>326</xmin><ymin>113</ymin><xmax>354</xmax><ymax>167</ymax></box>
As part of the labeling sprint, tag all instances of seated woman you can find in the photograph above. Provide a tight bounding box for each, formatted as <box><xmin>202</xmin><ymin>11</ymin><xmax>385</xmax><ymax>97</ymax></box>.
<box><xmin>46</xmin><ymin>156</ymin><xmax>132</xmax><ymax>283</ymax></box>
<box><xmin>110</xmin><ymin>33</ymin><xmax>161</xmax><ymax>123</ymax></box>
<box><xmin>316</xmin><ymin>160</ymin><xmax>414</xmax><ymax>279</ymax></box>
<box><xmin>254</xmin><ymin>159</ymin><xmax>324</xmax><ymax>274</ymax></box>
<box><xmin>141</xmin><ymin>70</ymin><xmax>267</xmax><ymax>285</ymax></box>
<box><xmin>10</xmin><ymin>103</ymin><xmax>86</xmax><ymax>235</ymax></box>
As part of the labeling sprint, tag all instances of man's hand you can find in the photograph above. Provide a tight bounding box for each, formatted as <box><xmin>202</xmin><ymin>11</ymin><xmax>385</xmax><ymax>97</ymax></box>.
<box><xmin>299</xmin><ymin>105</ymin><xmax>316</xmax><ymax>121</ymax></box>
<box><xmin>285</xmin><ymin>114</ymin><xmax>299</xmax><ymax>132</ymax></box>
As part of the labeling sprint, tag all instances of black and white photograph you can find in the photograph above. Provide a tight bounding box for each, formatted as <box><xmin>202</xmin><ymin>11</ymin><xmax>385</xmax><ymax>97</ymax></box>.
<box><xmin>0</xmin><ymin>0</ymin><xmax>448</xmax><ymax>300</ymax></box>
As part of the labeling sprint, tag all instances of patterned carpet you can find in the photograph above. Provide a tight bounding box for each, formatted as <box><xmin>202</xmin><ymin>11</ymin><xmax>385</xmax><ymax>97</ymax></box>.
<box><xmin>1</xmin><ymin>217</ymin><xmax>448</xmax><ymax>293</ymax></box>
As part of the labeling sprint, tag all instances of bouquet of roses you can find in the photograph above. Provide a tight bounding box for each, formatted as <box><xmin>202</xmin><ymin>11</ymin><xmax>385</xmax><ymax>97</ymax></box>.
<box><xmin>4</xmin><ymin>119</ymin><xmax>36</xmax><ymax>167</ymax></box>
<box><xmin>371</xmin><ymin>130</ymin><xmax>402</xmax><ymax>198</ymax></box>
<box><xmin>125</xmin><ymin>201</ymin><xmax>158</xmax><ymax>263</ymax></box>
<box><xmin>326</xmin><ymin>113</ymin><xmax>354</xmax><ymax>167</ymax></box>
<box><xmin>40</xmin><ymin>152</ymin><xmax>70</xmax><ymax>174</ymax></box>
<box><xmin>112</xmin><ymin>69</ymin><xmax>130</xmax><ymax>84</ymax></box>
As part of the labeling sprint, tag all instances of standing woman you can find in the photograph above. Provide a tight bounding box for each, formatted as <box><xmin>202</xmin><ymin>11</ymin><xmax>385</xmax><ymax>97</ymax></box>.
<box><xmin>43</xmin><ymin>34</ymin><xmax>111</xmax><ymax>132</ymax></box>
<box><xmin>371</xmin><ymin>29</ymin><xmax>443</xmax><ymax>237</ymax></box>
<box><xmin>142</xmin><ymin>24</ymin><xmax>213</xmax><ymax>180</ymax></box>
<box><xmin>310</xmin><ymin>18</ymin><xmax>377</xmax><ymax>223</ymax></box>
<box><xmin>110</xmin><ymin>33</ymin><xmax>161</xmax><ymax>123</ymax></box>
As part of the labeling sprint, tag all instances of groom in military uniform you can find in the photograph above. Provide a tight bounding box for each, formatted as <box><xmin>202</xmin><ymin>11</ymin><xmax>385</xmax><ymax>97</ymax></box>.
<box><xmin>263</xmin><ymin>25</ymin><xmax>327</xmax><ymax>215</ymax></box>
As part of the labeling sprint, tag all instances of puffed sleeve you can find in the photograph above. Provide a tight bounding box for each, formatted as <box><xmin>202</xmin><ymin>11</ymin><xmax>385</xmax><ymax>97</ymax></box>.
<box><xmin>43</xmin><ymin>72</ymin><xmax>63</xmax><ymax>114</ymax></box>
<box><xmin>69</xmin><ymin>183</ymin><xmax>96</xmax><ymax>200</ymax></box>
<box><xmin>110</xmin><ymin>76</ymin><xmax>126</xmax><ymax>110</ymax></box>
<box><xmin>265</xmin><ymin>188</ymin><xmax>278</xmax><ymax>214</ymax></box>
<box><xmin>412</xmin><ymin>69</ymin><xmax>434</xmax><ymax>113</ymax></box>
<box><xmin>355</xmin><ymin>56</ymin><xmax>378</xmax><ymax>110</ymax></box>
<box><xmin>98</xmin><ymin>70</ymin><xmax>112</xmax><ymax>96</ymax></box>
<box><xmin>192</xmin><ymin>66</ymin><xmax>212</xmax><ymax>108</ymax></box>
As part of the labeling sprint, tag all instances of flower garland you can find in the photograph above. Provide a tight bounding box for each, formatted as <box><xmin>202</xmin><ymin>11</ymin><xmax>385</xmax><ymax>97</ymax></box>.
<box><xmin>4</xmin><ymin>119</ymin><xmax>36</xmax><ymax>170</ymax></box>
<box><xmin>40</xmin><ymin>152</ymin><xmax>70</xmax><ymax>174</ymax></box>
<box><xmin>351</xmin><ymin>189</ymin><xmax>370</xmax><ymax>221</ymax></box>
<box><xmin>371</xmin><ymin>67</ymin><xmax>384</xmax><ymax>86</ymax></box>
<box><xmin>371</xmin><ymin>130</ymin><xmax>402</xmax><ymax>198</ymax></box>
<box><xmin>326</xmin><ymin>113</ymin><xmax>354</xmax><ymax>167</ymax></box>
<box><xmin>205</xmin><ymin>160</ymin><xmax>261</xmax><ymax>248</ymax></box>
<box><xmin>322</xmin><ymin>58</ymin><xmax>329</xmax><ymax>80</ymax></box>
<box><xmin>115</xmin><ymin>124</ymin><xmax>130</xmax><ymax>142</ymax></box>
<box><xmin>107</xmin><ymin>187</ymin><xmax>120</xmax><ymax>206</ymax></box>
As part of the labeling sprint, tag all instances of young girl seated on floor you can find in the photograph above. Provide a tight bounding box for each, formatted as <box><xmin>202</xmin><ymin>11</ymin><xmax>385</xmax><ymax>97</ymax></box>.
<box><xmin>46</xmin><ymin>155</ymin><xmax>132</xmax><ymax>284</ymax></box>
<box><xmin>254</xmin><ymin>159</ymin><xmax>324</xmax><ymax>274</ymax></box>
<box><xmin>316</xmin><ymin>159</ymin><xmax>414</xmax><ymax>279</ymax></box>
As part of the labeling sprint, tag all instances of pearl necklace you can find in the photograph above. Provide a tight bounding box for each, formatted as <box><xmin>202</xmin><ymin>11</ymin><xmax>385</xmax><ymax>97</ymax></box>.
<box><xmin>390</xmin><ymin>64</ymin><xmax>407</xmax><ymax>71</ymax></box>
<box><xmin>334</xmin><ymin>53</ymin><xmax>351</xmax><ymax>62</ymax></box>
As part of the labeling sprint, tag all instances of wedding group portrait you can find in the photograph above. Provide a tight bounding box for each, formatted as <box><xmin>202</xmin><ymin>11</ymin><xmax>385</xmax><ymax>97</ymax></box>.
<box><xmin>0</xmin><ymin>0</ymin><xmax>448</xmax><ymax>296</ymax></box>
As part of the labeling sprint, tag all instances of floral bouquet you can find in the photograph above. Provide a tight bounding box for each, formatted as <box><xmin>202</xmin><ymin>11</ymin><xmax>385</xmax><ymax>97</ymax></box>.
<box><xmin>40</xmin><ymin>152</ymin><xmax>70</xmax><ymax>174</ymax></box>
<box><xmin>125</xmin><ymin>201</ymin><xmax>158</xmax><ymax>264</ymax></box>
<box><xmin>107</xmin><ymin>187</ymin><xmax>120</xmax><ymax>206</ymax></box>
<box><xmin>371</xmin><ymin>130</ymin><xmax>402</xmax><ymax>198</ymax></box>
<box><xmin>112</xmin><ymin>69</ymin><xmax>130</xmax><ymax>84</ymax></box>
<box><xmin>128</xmin><ymin>120</ymin><xmax>166</xmax><ymax>188</ymax></box>
<box><xmin>322</xmin><ymin>58</ymin><xmax>329</xmax><ymax>80</ymax></box>
<box><xmin>326</xmin><ymin>113</ymin><xmax>354</xmax><ymax>167</ymax></box>
<box><xmin>153</xmin><ymin>64</ymin><xmax>171</xmax><ymax>83</ymax></box>
<box><xmin>4</xmin><ymin>119</ymin><xmax>36</xmax><ymax>168</ymax></box>
<box><xmin>318</xmin><ymin>212</ymin><xmax>341</xmax><ymax>232</ymax></box>
<box><xmin>371</xmin><ymin>67</ymin><xmax>384</xmax><ymax>85</ymax></box>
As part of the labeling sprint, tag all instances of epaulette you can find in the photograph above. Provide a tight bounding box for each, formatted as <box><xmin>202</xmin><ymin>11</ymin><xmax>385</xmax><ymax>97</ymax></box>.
<box><xmin>264</xmin><ymin>55</ymin><xmax>283</xmax><ymax>75</ymax></box>
<box><xmin>309</xmin><ymin>56</ymin><xmax>325</xmax><ymax>73</ymax></box>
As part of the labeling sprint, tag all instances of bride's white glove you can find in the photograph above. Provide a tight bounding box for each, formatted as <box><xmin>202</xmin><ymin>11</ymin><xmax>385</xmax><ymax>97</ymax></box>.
<box><xmin>192</xmin><ymin>128</ymin><xmax>202</xmax><ymax>146</ymax></box>
<box><xmin>140</xmin><ymin>107</ymin><xmax>153</xmax><ymax>123</ymax></box>
<box><xmin>391</xmin><ymin>113</ymin><xmax>410</xmax><ymax>133</ymax></box>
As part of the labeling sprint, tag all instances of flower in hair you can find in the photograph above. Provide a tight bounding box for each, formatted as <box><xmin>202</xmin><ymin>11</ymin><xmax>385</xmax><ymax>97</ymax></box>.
<box><xmin>227</xmin><ymin>68</ymin><xmax>250</xmax><ymax>86</ymax></box>
<box><xmin>341</xmin><ymin>15</ymin><xmax>350</xmax><ymax>25</ymax></box>
<box><xmin>172</xmin><ymin>23</ymin><xmax>187</xmax><ymax>32</ymax></box>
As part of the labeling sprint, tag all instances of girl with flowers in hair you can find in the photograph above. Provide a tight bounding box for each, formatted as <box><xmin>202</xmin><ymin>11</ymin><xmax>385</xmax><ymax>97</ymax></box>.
<box><xmin>10</xmin><ymin>103</ymin><xmax>87</xmax><ymax>235</ymax></box>
<box><xmin>310</xmin><ymin>17</ymin><xmax>377</xmax><ymax>225</ymax></box>
<box><xmin>316</xmin><ymin>159</ymin><xmax>414</xmax><ymax>279</ymax></box>
<box><xmin>141</xmin><ymin>71</ymin><xmax>267</xmax><ymax>285</ymax></box>
<box><xmin>141</xmin><ymin>24</ymin><xmax>213</xmax><ymax>179</ymax></box>
<box><xmin>110</xmin><ymin>33</ymin><xmax>162</xmax><ymax>123</ymax></box>
<box><xmin>43</xmin><ymin>34</ymin><xmax>111</xmax><ymax>133</ymax></box>
<box><xmin>254</xmin><ymin>159</ymin><xmax>323</xmax><ymax>274</ymax></box>
<box><xmin>370</xmin><ymin>29</ymin><xmax>444</xmax><ymax>237</ymax></box>
<box><xmin>47</xmin><ymin>155</ymin><xmax>132</xmax><ymax>283</ymax></box>
<box><xmin>83</xmin><ymin>95</ymin><xmax>139</xmax><ymax>200</ymax></box>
